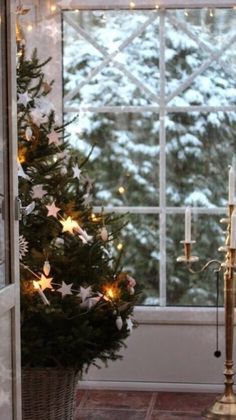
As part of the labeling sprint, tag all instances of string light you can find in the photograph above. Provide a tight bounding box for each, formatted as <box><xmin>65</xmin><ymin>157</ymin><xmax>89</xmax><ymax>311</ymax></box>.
<box><xmin>50</xmin><ymin>4</ymin><xmax>57</xmax><ymax>12</ymax></box>
<box><xmin>155</xmin><ymin>4</ymin><xmax>159</xmax><ymax>9</ymax></box>
<box><xmin>75</xmin><ymin>9</ymin><xmax>80</xmax><ymax>13</ymax></box>
<box><xmin>118</xmin><ymin>186</ymin><xmax>125</xmax><ymax>194</ymax></box>
<box><xmin>117</xmin><ymin>243</ymin><xmax>123</xmax><ymax>251</ymax></box>
<box><xmin>129</xmin><ymin>1</ymin><xmax>136</xmax><ymax>9</ymax></box>
<box><xmin>209</xmin><ymin>8</ymin><xmax>214</xmax><ymax>17</ymax></box>
<box><xmin>184</xmin><ymin>9</ymin><xmax>189</xmax><ymax>17</ymax></box>
<box><xmin>27</xmin><ymin>24</ymin><xmax>33</xmax><ymax>32</ymax></box>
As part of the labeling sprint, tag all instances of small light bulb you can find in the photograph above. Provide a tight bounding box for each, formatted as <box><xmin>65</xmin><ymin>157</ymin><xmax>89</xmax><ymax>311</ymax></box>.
<box><xmin>209</xmin><ymin>9</ymin><xmax>214</xmax><ymax>17</ymax></box>
<box><xmin>117</xmin><ymin>243</ymin><xmax>123</xmax><ymax>251</ymax></box>
<box><xmin>155</xmin><ymin>4</ymin><xmax>159</xmax><ymax>9</ymax></box>
<box><xmin>184</xmin><ymin>9</ymin><xmax>189</xmax><ymax>16</ymax></box>
<box><xmin>27</xmin><ymin>24</ymin><xmax>33</xmax><ymax>32</ymax></box>
<box><xmin>118</xmin><ymin>186</ymin><xmax>125</xmax><ymax>194</ymax></box>
<box><xmin>50</xmin><ymin>4</ymin><xmax>57</xmax><ymax>12</ymax></box>
<box><xmin>75</xmin><ymin>9</ymin><xmax>80</xmax><ymax>13</ymax></box>
<box><xmin>91</xmin><ymin>213</ymin><xmax>97</xmax><ymax>221</ymax></box>
<box><xmin>129</xmin><ymin>1</ymin><xmax>136</xmax><ymax>9</ymax></box>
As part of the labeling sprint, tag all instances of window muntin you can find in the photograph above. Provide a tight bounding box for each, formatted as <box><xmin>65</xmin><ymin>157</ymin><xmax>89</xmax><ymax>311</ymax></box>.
<box><xmin>63</xmin><ymin>8</ymin><xmax>236</xmax><ymax>306</ymax></box>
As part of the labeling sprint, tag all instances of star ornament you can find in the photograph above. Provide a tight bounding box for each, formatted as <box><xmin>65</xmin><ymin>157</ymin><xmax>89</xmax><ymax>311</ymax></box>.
<box><xmin>32</xmin><ymin>184</ymin><xmax>47</xmax><ymax>199</ymax></box>
<box><xmin>57</xmin><ymin>281</ymin><xmax>73</xmax><ymax>298</ymax></box>
<box><xmin>72</xmin><ymin>164</ymin><xmax>81</xmax><ymax>180</ymax></box>
<box><xmin>60</xmin><ymin>216</ymin><xmax>79</xmax><ymax>234</ymax></box>
<box><xmin>18</xmin><ymin>91</ymin><xmax>31</xmax><ymax>107</ymax></box>
<box><xmin>46</xmin><ymin>201</ymin><xmax>61</xmax><ymax>218</ymax></box>
<box><xmin>38</xmin><ymin>274</ymin><xmax>53</xmax><ymax>291</ymax></box>
<box><xmin>47</xmin><ymin>130</ymin><xmax>60</xmax><ymax>146</ymax></box>
<box><xmin>78</xmin><ymin>286</ymin><xmax>92</xmax><ymax>302</ymax></box>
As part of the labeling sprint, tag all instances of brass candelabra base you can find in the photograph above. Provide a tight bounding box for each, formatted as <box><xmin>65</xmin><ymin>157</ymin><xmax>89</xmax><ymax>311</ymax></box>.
<box><xmin>203</xmin><ymin>393</ymin><xmax>236</xmax><ymax>419</ymax></box>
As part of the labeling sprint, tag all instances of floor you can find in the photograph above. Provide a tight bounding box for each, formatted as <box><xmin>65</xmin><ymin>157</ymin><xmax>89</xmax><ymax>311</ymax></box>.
<box><xmin>74</xmin><ymin>390</ymin><xmax>219</xmax><ymax>419</ymax></box>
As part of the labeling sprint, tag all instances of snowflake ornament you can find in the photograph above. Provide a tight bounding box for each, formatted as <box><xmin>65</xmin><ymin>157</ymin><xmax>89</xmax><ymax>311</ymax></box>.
<box><xmin>19</xmin><ymin>235</ymin><xmax>29</xmax><ymax>260</ymax></box>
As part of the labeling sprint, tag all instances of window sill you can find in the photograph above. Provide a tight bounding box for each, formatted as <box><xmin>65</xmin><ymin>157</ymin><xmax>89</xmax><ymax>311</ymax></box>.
<box><xmin>134</xmin><ymin>305</ymin><xmax>226</xmax><ymax>325</ymax></box>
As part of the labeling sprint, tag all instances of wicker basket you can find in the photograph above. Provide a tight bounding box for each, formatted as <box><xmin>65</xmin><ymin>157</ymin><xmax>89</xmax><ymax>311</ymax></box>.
<box><xmin>22</xmin><ymin>368</ymin><xmax>79</xmax><ymax>420</ymax></box>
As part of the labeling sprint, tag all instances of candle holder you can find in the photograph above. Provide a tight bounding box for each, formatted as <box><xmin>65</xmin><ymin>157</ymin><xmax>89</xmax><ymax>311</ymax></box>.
<box><xmin>177</xmin><ymin>205</ymin><xmax>236</xmax><ymax>419</ymax></box>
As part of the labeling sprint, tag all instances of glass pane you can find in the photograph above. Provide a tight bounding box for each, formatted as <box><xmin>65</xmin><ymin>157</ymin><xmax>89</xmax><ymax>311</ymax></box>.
<box><xmin>63</xmin><ymin>10</ymin><xmax>160</xmax><ymax>107</ymax></box>
<box><xmin>167</xmin><ymin>213</ymin><xmax>224</xmax><ymax>306</ymax></box>
<box><xmin>0</xmin><ymin>311</ymin><xmax>13</xmax><ymax>420</ymax></box>
<box><xmin>166</xmin><ymin>112</ymin><xmax>236</xmax><ymax>208</ymax></box>
<box><xmin>117</xmin><ymin>214</ymin><xmax>159</xmax><ymax>305</ymax></box>
<box><xmin>65</xmin><ymin>112</ymin><xmax>159</xmax><ymax>207</ymax></box>
<box><xmin>166</xmin><ymin>9</ymin><xmax>236</xmax><ymax>107</ymax></box>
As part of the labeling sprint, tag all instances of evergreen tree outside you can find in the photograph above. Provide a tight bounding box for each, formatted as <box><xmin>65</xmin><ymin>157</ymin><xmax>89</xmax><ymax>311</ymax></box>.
<box><xmin>63</xmin><ymin>8</ymin><xmax>236</xmax><ymax>306</ymax></box>
<box><xmin>17</xmin><ymin>43</ymin><xmax>140</xmax><ymax>371</ymax></box>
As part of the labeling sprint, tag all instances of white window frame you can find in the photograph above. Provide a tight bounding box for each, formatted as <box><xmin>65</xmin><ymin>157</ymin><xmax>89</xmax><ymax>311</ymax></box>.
<box><xmin>62</xmin><ymin>0</ymin><xmax>236</xmax><ymax>321</ymax></box>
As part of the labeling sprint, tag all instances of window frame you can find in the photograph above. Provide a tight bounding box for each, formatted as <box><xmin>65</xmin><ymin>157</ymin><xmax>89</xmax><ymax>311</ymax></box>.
<box><xmin>62</xmin><ymin>0</ymin><xmax>236</xmax><ymax>313</ymax></box>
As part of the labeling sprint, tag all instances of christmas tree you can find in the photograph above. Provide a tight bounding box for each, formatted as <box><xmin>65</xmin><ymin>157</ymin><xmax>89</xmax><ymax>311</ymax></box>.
<box><xmin>17</xmin><ymin>41</ymin><xmax>139</xmax><ymax>373</ymax></box>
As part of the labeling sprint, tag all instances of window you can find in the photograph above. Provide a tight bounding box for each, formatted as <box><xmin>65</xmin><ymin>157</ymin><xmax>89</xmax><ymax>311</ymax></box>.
<box><xmin>63</xmin><ymin>5</ymin><xmax>236</xmax><ymax>307</ymax></box>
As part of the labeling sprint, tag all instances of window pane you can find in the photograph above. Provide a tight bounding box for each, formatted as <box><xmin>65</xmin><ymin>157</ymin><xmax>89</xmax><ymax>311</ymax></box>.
<box><xmin>66</xmin><ymin>112</ymin><xmax>159</xmax><ymax>207</ymax></box>
<box><xmin>0</xmin><ymin>311</ymin><xmax>13</xmax><ymax>420</ymax></box>
<box><xmin>166</xmin><ymin>112</ymin><xmax>236</xmax><ymax>207</ymax></box>
<box><xmin>167</xmin><ymin>213</ymin><xmax>224</xmax><ymax>306</ymax></box>
<box><xmin>117</xmin><ymin>214</ymin><xmax>159</xmax><ymax>305</ymax></box>
<box><xmin>63</xmin><ymin>10</ymin><xmax>160</xmax><ymax>107</ymax></box>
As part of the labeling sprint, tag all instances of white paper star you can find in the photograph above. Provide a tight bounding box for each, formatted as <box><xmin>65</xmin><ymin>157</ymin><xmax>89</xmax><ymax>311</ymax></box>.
<box><xmin>46</xmin><ymin>201</ymin><xmax>60</xmax><ymax>218</ymax></box>
<box><xmin>32</xmin><ymin>184</ymin><xmax>47</xmax><ymax>199</ymax></box>
<box><xmin>83</xmin><ymin>194</ymin><xmax>93</xmax><ymax>207</ymax></box>
<box><xmin>72</xmin><ymin>164</ymin><xmax>81</xmax><ymax>180</ymax></box>
<box><xmin>76</xmin><ymin>225</ymin><xmax>93</xmax><ymax>244</ymax></box>
<box><xmin>38</xmin><ymin>274</ymin><xmax>53</xmax><ymax>291</ymax></box>
<box><xmin>80</xmin><ymin>295</ymin><xmax>102</xmax><ymax>309</ymax></box>
<box><xmin>18</xmin><ymin>91</ymin><xmax>31</xmax><ymax>107</ymax></box>
<box><xmin>47</xmin><ymin>130</ymin><xmax>60</xmax><ymax>146</ymax></box>
<box><xmin>30</xmin><ymin>109</ymin><xmax>48</xmax><ymax>126</ymax></box>
<box><xmin>57</xmin><ymin>281</ymin><xmax>73</xmax><ymax>297</ymax></box>
<box><xmin>60</xmin><ymin>216</ymin><xmax>79</xmax><ymax>234</ymax></box>
<box><xmin>78</xmin><ymin>286</ymin><xmax>92</xmax><ymax>302</ymax></box>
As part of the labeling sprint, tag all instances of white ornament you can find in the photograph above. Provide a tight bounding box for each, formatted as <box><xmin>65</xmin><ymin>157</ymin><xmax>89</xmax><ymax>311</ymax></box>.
<box><xmin>46</xmin><ymin>201</ymin><xmax>60</xmax><ymax>218</ymax></box>
<box><xmin>76</xmin><ymin>225</ymin><xmax>93</xmax><ymax>244</ymax></box>
<box><xmin>38</xmin><ymin>274</ymin><xmax>53</xmax><ymax>291</ymax></box>
<box><xmin>21</xmin><ymin>201</ymin><xmax>35</xmax><ymax>216</ymax></box>
<box><xmin>128</xmin><ymin>286</ymin><xmax>135</xmax><ymax>295</ymax></box>
<box><xmin>43</xmin><ymin>260</ymin><xmax>51</xmax><ymax>276</ymax></box>
<box><xmin>57</xmin><ymin>281</ymin><xmax>73</xmax><ymax>298</ymax></box>
<box><xmin>116</xmin><ymin>316</ymin><xmax>123</xmax><ymax>330</ymax></box>
<box><xmin>78</xmin><ymin>286</ymin><xmax>92</xmax><ymax>302</ymax></box>
<box><xmin>126</xmin><ymin>317</ymin><xmax>133</xmax><ymax>333</ymax></box>
<box><xmin>72</xmin><ymin>164</ymin><xmax>81</xmax><ymax>180</ymax></box>
<box><xmin>19</xmin><ymin>235</ymin><xmax>29</xmax><ymax>260</ymax></box>
<box><xmin>25</xmin><ymin>126</ymin><xmax>33</xmax><ymax>141</ymax></box>
<box><xmin>100</xmin><ymin>227</ymin><xmax>108</xmax><ymax>242</ymax></box>
<box><xmin>47</xmin><ymin>130</ymin><xmax>60</xmax><ymax>146</ymax></box>
<box><xmin>60</xmin><ymin>167</ymin><xmax>67</xmax><ymax>176</ymax></box>
<box><xmin>18</xmin><ymin>91</ymin><xmax>31</xmax><ymax>107</ymax></box>
<box><xmin>32</xmin><ymin>184</ymin><xmax>47</xmax><ymax>199</ymax></box>
<box><xmin>17</xmin><ymin>159</ymin><xmax>30</xmax><ymax>180</ymax></box>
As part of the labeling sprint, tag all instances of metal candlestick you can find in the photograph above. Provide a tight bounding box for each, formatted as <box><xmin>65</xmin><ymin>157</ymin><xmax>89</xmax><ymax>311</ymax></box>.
<box><xmin>177</xmin><ymin>204</ymin><xmax>236</xmax><ymax>419</ymax></box>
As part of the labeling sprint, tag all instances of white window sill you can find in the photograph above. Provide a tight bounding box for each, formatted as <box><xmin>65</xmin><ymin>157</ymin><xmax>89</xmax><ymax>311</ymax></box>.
<box><xmin>134</xmin><ymin>305</ymin><xmax>226</xmax><ymax>325</ymax></box>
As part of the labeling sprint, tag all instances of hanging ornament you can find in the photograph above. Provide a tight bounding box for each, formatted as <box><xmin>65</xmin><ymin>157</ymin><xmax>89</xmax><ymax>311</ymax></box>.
<box><xmin>18</xmin><ymin>91</ymin><xmax>31</xmax><ymax>107</ymax></box>
<box><xmin>100</xmin><ymin>226</ymin><xmax>108</xmax><ymax>242</ymax></box>
<box><xmin>47</xmin><ymin>130</ymin><xmax>60</xmax><ymax>146</ymax></box>
<box><xmin>72</xmin><ymin>163</ymin><xmax>81</xmax><ymax>180</ymax></box>
<box><xmin>21</xmin><ymin>201</ymin><xmax>35</xmax><ymax>217</ymax></box>
<box><xmin>116</xmin><ymin>316</ymin><xmax>123</xmax><ymax>330</ymax></box>
<box><xmin>60</xmin><ymin>166</ymin><xmax>67</xmax><ymax>176</ymax></box>
<box><xmin>60</xmin><ymin>216</ymin><xmax>79</xmax><ymax>234</ymax></box>
<box><xmin>57</xmin><ymin>281</ymin><xmax>73</xmax><ymax>298</ymax></box>
<box><xmin>19</xmin><ymin>235</ymin><xmax>29</xmax><ymax>260</ymax></box>
<box><xmin>46</xmin><ymin>201</ymin><xmax>61</xmax><ymax>218</ymax></box>
<box><xmin>31</xmin><ymin>184</ymin><xmax>47</xmax><ymax>199</ymax></box>
<box><xmin>43</xmin><ymin>260</ymin><xmax>51</xmax><ymax>277</ymax></box>
<box><xmin>126</xmin><ymin>317</ymin><xmax>133</xmax><ymax>333</ymax></box>
<box><xmin>25</xmin><ymin>126</ymin><xmax>33</xmax><ymax>141</ymax></box>
<box><xmin>17</xmin><ymin>158</ymin><xmax>30</xmax><ymax>180</ymax></box>
<box><xmin>38</xmin><ymin>274</ymin><xmax>53</xmax><ymax>291</ymax></box>
<box><xmin>42</xmin><ymin>82</ymin><xmax>52</xmax><ymax>94</ymax></box>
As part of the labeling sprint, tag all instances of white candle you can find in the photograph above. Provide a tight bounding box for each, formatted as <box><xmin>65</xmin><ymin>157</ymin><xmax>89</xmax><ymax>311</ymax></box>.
<box><xmin>33</xmin><ymin>281</ymin><xmax>50</xmax><ymax>305</ymax></box>
<box><xmin>185</xmin><ymin>207</ymin><xmax>191</xmax><ymax>243</ymax></box>
<box><xmin>230</xmin><ymin>209</ymin><xmax>236</xmax><ymax>249</ymax></box>
<box><xmin>228</xmin><ymin>166</ymin><xmax>235</xmax><ymax>205</ymax></box>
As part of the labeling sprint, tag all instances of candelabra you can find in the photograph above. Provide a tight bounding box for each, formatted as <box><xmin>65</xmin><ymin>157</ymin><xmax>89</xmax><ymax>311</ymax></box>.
<box><xmin>177</xmin><ymin>199</ymin><xmax>236</xmax><ymax>419</ymax></box>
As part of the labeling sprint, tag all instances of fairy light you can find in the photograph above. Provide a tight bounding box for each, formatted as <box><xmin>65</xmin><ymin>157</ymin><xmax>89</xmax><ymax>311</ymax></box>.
<box><xmin>118</xmin><ymin>186</ymin><xmax>125</xmax><ymax>194</ymax></box>
<box><xmin>184</xmin><ymin>9</ymin><xmax>189</xmax><ymax>17</ymax></box>
<box><xmin>27</xmin><ymin>24</ymin><xmax>33</xmax><ymax>32</ymax></box>
<box><xmin>50</xmin><ymin>4</ymin><xmax>57</xmax><ymax>12</ymax></box>
<box><xmin>117</xmin><ymin>243</ymin><xmax>123</xmax><ymax>251</ymax></box>
<box><xmin>129</xmin><ymin>1</ymin><xmax>136</xmax><ymax>9</ymax></box>
<box><xmin>33</xmin><ymin>281</ymin><xmax>50</xmax><ymax>305</ymax></box>
<box><xmin>75</xmin><ymin>9</ymin><xmax>80</xmax><ymax>13</ymax></box>
<box><xmin>209</xmin><ymin>8</ymin><xmax>214</xmax><ymax>17</ymax></box>
<box><xmin>155</xmin><ymin>4</ymin><xmax>159</xmax><ymax>9</ymax></box>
